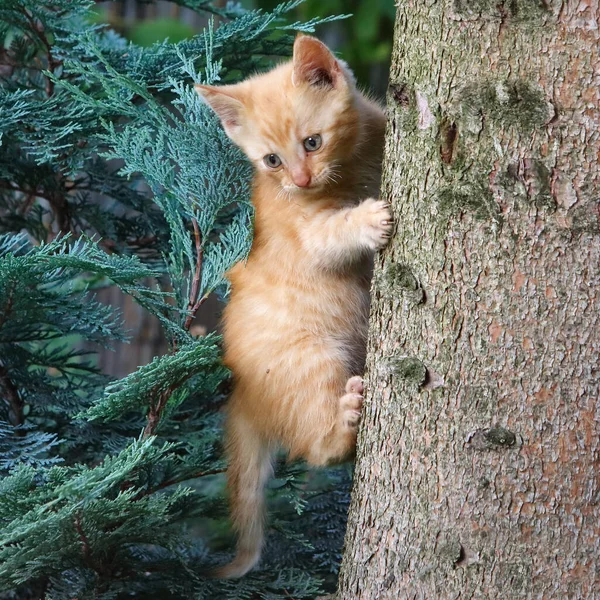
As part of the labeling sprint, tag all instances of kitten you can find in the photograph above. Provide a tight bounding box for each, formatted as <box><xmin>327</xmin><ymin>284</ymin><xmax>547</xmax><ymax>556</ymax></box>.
<box><xmin>196</xmin><ymin>34</ymin><xmax>392</xmax><ymax>578</ymax></box>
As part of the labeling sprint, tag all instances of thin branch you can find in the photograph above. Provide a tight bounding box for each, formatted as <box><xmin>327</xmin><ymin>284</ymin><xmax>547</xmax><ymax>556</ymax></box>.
<box><xmin>99</xmin><ymin>234</ymin><xmax>157</xmax><ymax>254</ymax></box>
<box><xmin>19</xmin><ymin>8</ymin><xmax>62</xmax><ymax>97</ymax></box>
<box><xmin>150</xmin><ymin>467</ymin><xmax>226</xmax><ymax>493</ymax></box>
<box><xmin>18</xmin><ymin>192</ymin><xmax>37</xmax><ymax>216</ymax></box>
<box><xmin>74</xmin><ymin>514</ymin><xmax>108</xmax><ymax>576</ymax></box>
<box><xmin>143</xmin><ymin>218</ymin><xmax>207</xmax><ymax>438</ymax></box>
<box><xmin>74</xmin><ymin>514</ymin><xmax>92</xmax><ymax>564</ymax></box>
<box><xmin>184</xmin><ymin>217</ymin><xmax>207</xmax><ymax>330</ymax></box>
<box><xmin>0</xmin><ymin>364</ymin><xmax>24</xmax><ymax>426</ymax></box>
<box><xmin>50</xmin><ymin>192</ymin><xmax>71</xmax><ymax>234</ymax></box>
<box><xmin>0</xmin><ymin>181</ymin><xmax>72</xmax><ymax>234</ymax></box>
<box><xmin>142</xmin><ymin>387</ymin><xmax>170</xmax><ymax>438</ymax></box>
<box><xmin>0</xmin><ymin>281</ymin><xmax>14</xmax><ymax>331</ymax></box>
<box><xmin>0</xmin><ymin>181</ymin><xmax>54</xmax><ymax>204</ymax></box>
<box><xmin>0</xmin><ymin>286</ymin><xmax>24</xmax><ymax>427</ymax></box>
<box><xmin>37</xmin><ymin>577</ymin><xmax>49</xmax><ymax>600</ymax></box>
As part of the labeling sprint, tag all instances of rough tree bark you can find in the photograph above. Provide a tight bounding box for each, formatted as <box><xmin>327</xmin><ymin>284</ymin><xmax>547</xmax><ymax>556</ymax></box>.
<box><xmin>337</xmin><ymin>2</ymin><xmax>600</xmax><ymax>599</ymax></box>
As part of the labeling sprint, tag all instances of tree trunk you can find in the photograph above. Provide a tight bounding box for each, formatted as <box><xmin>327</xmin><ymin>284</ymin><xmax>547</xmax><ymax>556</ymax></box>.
<box><xmin>337</xmin><ymin>2</ymin><xmax>600</xmax><ymax>599</ymax></box>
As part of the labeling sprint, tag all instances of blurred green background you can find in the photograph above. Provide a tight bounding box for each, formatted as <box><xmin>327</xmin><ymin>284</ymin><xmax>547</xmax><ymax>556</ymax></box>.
<box><xmin>94</xmin><ymin>0</ymin><xmax>396</xmax><ymax>97</ymax></box>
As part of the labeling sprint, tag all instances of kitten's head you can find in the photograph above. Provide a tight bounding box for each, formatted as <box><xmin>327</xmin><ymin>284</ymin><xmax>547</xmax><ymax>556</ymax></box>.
<box><xmin>196</xmin><ymin>35</ymin><xmax>359</xmax><ymax>195</ymax></box>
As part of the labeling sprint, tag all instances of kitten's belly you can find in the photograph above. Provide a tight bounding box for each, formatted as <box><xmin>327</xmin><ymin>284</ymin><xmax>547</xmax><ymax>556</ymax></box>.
<box><xmin>223</xmin><ymin>269</ymin><xmax>370</xmax><ymax>382</ymax></box>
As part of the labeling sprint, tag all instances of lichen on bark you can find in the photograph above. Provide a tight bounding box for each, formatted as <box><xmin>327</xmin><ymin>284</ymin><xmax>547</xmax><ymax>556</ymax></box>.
<box><xmin>453</xmin><ymin>0</ymin><xmax>550</xmax><ymax>21</ymax></box>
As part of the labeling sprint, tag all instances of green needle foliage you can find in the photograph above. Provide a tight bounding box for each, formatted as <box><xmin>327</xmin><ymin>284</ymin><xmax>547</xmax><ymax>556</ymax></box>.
<box><xmin>0</xmin><ymin>1</ymin><xmax>351</xmax><ymax>597</ymax></box>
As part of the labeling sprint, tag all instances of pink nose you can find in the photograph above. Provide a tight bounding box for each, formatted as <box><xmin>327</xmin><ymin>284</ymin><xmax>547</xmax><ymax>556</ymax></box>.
<box><xmin>291</xmin><ymin>169</ymin><xmax>311</xmax><ymax>188</ymax></box>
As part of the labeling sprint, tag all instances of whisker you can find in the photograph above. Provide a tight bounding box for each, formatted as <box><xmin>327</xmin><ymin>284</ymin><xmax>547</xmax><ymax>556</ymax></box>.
<box><xmin>275</xmin><ymin>185</ymin><xmax>295</xmax><ymax>204</ymax></box>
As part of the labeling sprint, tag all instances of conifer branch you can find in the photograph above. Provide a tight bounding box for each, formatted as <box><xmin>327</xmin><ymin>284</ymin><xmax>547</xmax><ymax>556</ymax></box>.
<box><xmin>0</xmin><ymin>1</ymin><xmax>349</xmax><ymax>593</ymax></box>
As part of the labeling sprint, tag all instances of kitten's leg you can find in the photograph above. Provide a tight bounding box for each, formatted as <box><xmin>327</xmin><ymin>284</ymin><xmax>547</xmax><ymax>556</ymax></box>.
<box><xmin>305</xmin><ymin>375</ymin><xmax>365</xmax><ymax>466</ymax></box>
<box><xmin>301</xmin><ymin>199</ymin><xmax>393</xmax><ymax>269</ymax></box>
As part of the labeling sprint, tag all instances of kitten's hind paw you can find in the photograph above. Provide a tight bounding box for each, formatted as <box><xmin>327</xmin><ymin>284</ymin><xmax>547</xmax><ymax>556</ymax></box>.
<box><xmin>345</xmin><ymin>375</ymin><xmax>364</xmax><ymax>395</ymax></box>
<box><xmin>339</xmin><ymin>391</ymin><xmax>363</xmax><ymax>429</ymax></box>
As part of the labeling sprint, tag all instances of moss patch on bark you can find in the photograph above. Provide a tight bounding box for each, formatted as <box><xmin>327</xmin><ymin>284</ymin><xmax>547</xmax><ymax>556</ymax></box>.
<box><xmin>437</xmin><ymin>179</ymin><xmax>501</xmax><ymax>223</ymax></box>
<box><xmin>458</xmin><ymin>79</ymin><xmax>550</xmax><ymax>133</ymax></box>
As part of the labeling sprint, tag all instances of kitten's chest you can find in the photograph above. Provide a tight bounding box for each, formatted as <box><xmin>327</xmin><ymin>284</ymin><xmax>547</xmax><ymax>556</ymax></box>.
<box><xmin>229</xmin><ymin>253</ymin><xmax>370</xmax><ymax>329</ymax></box>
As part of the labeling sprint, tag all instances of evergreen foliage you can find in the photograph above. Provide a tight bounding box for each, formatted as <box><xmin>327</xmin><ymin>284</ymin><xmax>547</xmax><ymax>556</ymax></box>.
<box><xmin>0</xmin><ymin>1</ymin><xmax>351</xmax><ymax>597</ymax></box>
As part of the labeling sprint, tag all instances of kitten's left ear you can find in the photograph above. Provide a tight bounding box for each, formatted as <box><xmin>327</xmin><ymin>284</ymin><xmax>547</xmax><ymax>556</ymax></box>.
<box><xmin>292</xmin><ymin>35</ymin><xmax>342</xmax><ymax>89</ymax></box>
<box><xmin>195</xmin><ymin>84</ymin><xmax>245</xmax><ymax>139</ymax></box>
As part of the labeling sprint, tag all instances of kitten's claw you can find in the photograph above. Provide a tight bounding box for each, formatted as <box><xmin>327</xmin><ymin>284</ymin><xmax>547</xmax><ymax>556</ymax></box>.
<box><xmin>359</xmin><ymin>198</ymin><xmax>394</xmax><ymax>250</ymax></box>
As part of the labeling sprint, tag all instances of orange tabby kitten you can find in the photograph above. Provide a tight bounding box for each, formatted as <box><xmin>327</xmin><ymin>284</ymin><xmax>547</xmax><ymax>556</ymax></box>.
<box><xmin>196</xmin><ymin>35</ymin><xmax>391</xmax><ymax>578</ymax></box>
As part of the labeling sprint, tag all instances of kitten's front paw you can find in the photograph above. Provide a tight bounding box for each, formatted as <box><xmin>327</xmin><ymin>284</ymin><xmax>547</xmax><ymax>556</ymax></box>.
<box><xmin>359</xmin><ymin>198</ymin><xmax>393</xmax><ymax>250</ymax></box>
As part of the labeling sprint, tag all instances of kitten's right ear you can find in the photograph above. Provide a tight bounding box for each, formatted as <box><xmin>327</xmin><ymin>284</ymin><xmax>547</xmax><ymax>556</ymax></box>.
<box><xmin>195</xmin><ymin>84</ymin><xmax>244</xmax><ymax>138</ymax></box>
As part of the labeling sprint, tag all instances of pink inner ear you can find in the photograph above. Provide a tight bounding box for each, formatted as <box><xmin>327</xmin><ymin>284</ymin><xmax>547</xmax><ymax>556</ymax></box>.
<box><xmin>293</xmin><ymin>37</ymin><xmax>339</xmax><ymax>87</ymax></box>
<box><xmin>195</xmin><ymin>85</ymin><xmax>243</xmax><ymax>129</ymax></box>
<box><xmin>213</xmin><ymin>100</ymin><xmax>240</xmax><ymax>128</ymax></box>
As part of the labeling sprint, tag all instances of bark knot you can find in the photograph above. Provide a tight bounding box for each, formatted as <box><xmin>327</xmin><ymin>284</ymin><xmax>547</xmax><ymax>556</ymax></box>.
<box><xmin>389</xmin><ymin>82</ymin><xmax>412</xmax><ymax>107</ymax></box>
<box><xmin>380</xmin><ymin>263</ymin><xmax>425</xmax><ymax>304</ymax></box>
<box><xmin>467</xmin><ymin>426</ymin><xmax>517</xmax><ymax>450</ymax></box>
<box><xmin>440</xmin><ymin>120</ymin><xmax>458</xmax><ymax>165</ymax></box>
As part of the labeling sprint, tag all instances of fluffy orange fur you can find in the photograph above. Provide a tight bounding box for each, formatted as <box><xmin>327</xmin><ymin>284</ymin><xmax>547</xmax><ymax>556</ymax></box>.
<box><xmin>196</xmin><ymin>35</ymin><xmax>391</xmax><ymax>578</ymax></box>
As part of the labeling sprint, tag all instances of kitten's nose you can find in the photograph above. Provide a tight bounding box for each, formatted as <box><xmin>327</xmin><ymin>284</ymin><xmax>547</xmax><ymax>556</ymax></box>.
<box><xmin>291</xmin><ymin>168</ymin><xmax>311</xmax><ymax>188</ymax></box>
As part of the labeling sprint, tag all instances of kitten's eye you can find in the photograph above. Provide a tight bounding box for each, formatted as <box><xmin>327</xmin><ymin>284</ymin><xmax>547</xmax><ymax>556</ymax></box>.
<box><xmin>264</xmin><ymin>154</ymin><xmax>282</xmax><ymax>169</ymax></box>
<box><xmin>303</xmin><ymin>134</ymin><xmax>322</xmax><ymax>152</ymax></box>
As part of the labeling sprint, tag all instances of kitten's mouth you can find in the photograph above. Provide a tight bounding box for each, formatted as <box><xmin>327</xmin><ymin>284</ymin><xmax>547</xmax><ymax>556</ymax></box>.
<box><xmin>283</xmin><ymin>182</ymin><xmax>322</xmax><ymax>195</ymax></box>
<box><xmin>283</xmin><ymin>169</ymin><xmax>340</xmax><ymax>194</ymax></box>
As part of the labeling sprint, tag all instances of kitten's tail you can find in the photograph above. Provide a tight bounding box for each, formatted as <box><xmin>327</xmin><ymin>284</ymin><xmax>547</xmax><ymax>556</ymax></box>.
<box><xmin>215</xmin><ymin>410</ymin><xmax>272</xmax><ymax>579</ymax></box>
